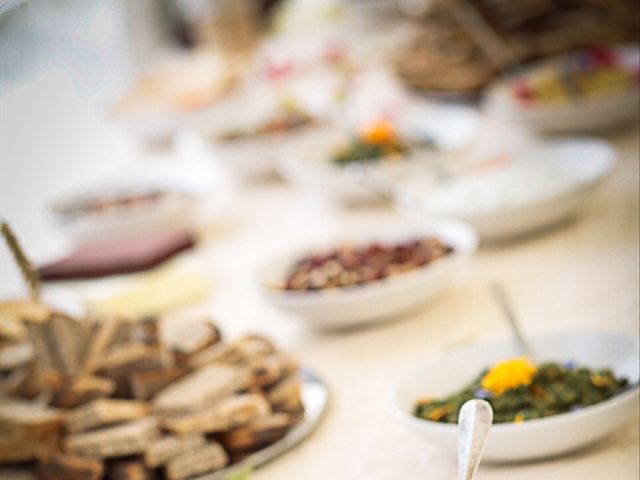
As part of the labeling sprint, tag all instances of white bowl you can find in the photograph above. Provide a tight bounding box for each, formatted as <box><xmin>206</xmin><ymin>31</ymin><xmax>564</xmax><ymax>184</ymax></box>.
<box><xmin>276</xmin><ymin>126</ymin><xmax>421</xmax><ymax>202</ymax></box>
<box><xmin>257</xmin><ymin>220</ymin><xmax>478</xmax><ymax>329</ymax></box>
<box><xmin>50</xmin><ymin>157</ymin><xmax>222</xmax><ymax>245</ymax></box>
<box><xmin>278</xmin><ymin>105</ymin><xmax>479</xmax><ymax>203</ymax></box>
<box><xmin>392</xmin><ymin>331</ymin><xmax>640</xmax><ymax>462</ymax></box>
<box><xmin>395</xmin><ymin>137</ymin><xmax>617</xmax><ymax>241</ymax></box>
<box><xmin>484</xmin><ymin>46</ymin><xmax>640</xmax><ymax>133</ymax></box>
<box><xmin>51</xmin><ymin>189</ymin><xmax>198</xmax><ymax>246</ymax></box>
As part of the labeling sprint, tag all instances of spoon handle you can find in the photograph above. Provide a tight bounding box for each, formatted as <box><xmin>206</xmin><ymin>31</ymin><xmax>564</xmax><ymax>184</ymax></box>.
<box><xmin>491</xmin><ymin>282</ymin><xmax>536</xmax><ymax>360</ymax></box>
<box><xmin>458</xmin><ymin>399</ymin><xmax>493</xmax><ymax>480</ymax></box>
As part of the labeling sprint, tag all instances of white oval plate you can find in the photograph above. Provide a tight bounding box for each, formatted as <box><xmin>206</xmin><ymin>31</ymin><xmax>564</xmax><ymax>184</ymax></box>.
<box><xmin>484</xmin><ymin>45</ymin><xmax>640</xmax><ymax>133</ymax></box>
<box><xmin>395</xmin><ymin>137</ymin><xmax>617</xmax><ymax>241</ymax></box>
<box><xmin>392</xmin><ymin>331</ymin><xmax>640</xmax><ymax>462</ymax></box>
<box><xmin>257</xmin><ymin>220</ymin><xmax>478</xmax><ymax>329</ymax></box>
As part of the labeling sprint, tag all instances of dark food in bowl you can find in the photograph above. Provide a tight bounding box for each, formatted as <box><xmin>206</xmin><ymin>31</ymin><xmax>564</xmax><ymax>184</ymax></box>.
<box><xmin>284</xmin><ymin>236</ymin><xmax>454</xmax><ymax>291</ymax></box>
<box><xmin>414</xmin><ymin>358</ymin><xmax>630</xmax><ymax>424</ymax></box>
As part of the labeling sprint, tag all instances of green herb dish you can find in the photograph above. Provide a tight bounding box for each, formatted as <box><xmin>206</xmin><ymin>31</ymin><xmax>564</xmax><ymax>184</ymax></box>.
<box><xmin>332</xmin><ymin>139</ymin><xmax>409</xmax><ymax>166</ymax></box>
<box><xmin>332</xmin><ymin>119</ymin><xmax>409</xmax><ymax>166</ymax></box>
<box><xmin>414</xmin><ymin>358</ymin><xmax>629</xmax><ymax>424</ymax></box>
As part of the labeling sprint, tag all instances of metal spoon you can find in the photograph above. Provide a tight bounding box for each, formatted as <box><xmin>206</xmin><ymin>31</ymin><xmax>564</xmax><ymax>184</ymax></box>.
<box><xmin>491</xmin><ymin>281</ymin><xmax>536</xmax><ymax>360</ymax></box>
<box><xmin>458</xmin><ymin>399</ymin><xmax>493</xmax><ymax>480</ymax></box>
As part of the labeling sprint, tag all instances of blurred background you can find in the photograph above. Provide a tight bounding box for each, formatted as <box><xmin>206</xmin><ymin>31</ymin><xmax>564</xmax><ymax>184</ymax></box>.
<box><xmin>1</xmin><ymin>0</ymin><xmax>638</xmax><ymax>300</ymax></box>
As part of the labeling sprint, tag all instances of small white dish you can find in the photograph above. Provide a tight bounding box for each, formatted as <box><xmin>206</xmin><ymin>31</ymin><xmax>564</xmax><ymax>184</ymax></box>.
<box><xmin>257</xmin><ymin>220</ymin><xmax>478</xmax><ymax>329</ymax></box>
<box><xmin>395</xmin><ymin>137</ymin><xmax>617</xmax><ymax>241</ymax></box>
<box><xmin>484</xmin><ymin>45</ymin><xmax>640</xmax><ymax>133</ymax></box>
<box><xmin>51</xmin><ymin>185</ymin><xmax>199</xmax><ymax>246</ymax></box>
<box><xmin>276</xmin><ymin>126</ymin><xmax>421</xmax><ymax>202</ymax></box>
<box><xmin>49</xmin><ymin>166</ymin><xmax>210</xmax><ymax>247</ymax></box>
<box><xmin>392</xmin><ymin>331</ymin><xmax>640</xmax><ymax>462</ymax></box>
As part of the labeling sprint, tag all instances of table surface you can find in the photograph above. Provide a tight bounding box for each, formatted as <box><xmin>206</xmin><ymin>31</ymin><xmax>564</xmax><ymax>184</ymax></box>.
<box><xmin>202</xmin><ymin>125</ymin><xmax>640</xmax><ymax>480</ymax></box>
<box><xmin>1</xmin><ymin>5</ymin><xmax>639</xmax><ymax>477</ymax></box>
<box><xmin>2</xmin><ymin>104</ymin><xmax>639</xmax><ymax>479</ymax></box>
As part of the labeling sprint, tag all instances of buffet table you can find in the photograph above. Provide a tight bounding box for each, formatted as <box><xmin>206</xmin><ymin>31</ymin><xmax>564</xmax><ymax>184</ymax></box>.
<box><xmin>0</xmin><ymin>5</ymin><xmax>638</xmax><ymax>477</ymax></box>
<box><xmin>1</xmin><ymin>99</ymin><xmax>638</xmax><ymax>478</ymax></box>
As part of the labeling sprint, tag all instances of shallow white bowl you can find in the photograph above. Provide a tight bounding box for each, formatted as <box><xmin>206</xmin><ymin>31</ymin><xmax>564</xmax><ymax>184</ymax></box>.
<box><xmin>276</xmin><ymin>126</ymin><xmax>421</xmax><ymax>203</ymax></box>
<box><xmin>484</xmin><ymin>46</ymin><xmax>640</xmax><ymax>133</ymax></box>
<box><xmin>486</xmin><ymin>89</ymin><xmax>639</xmax><ymax>134</ymax></box>
<box><xmin>395</xmin><ymin>137</ymin><xmax>617</xmax><ymax>241</ymax></box>
<box><xmin>392</xmin><ymin>331</ymin><xmax>640</xmax><ymax>462</ymax></box>
<box><xmin>51</xmin><ymin>160</ymin><xmax>218</xmax><ymax>245</ymax></box>
<box><xmin>257</xmin><ymin>220</ymin><xmax>478</xmax><ymax>329</ymax></box>
<box><xmin>52</xmin><ymin>191</ymin><xmax>198</xmax><ymax>247</ymax></box>
<box><xmin>278</xmin><ymin>105</ymin><xmax>478</xmax><ymax>203</ymax></box>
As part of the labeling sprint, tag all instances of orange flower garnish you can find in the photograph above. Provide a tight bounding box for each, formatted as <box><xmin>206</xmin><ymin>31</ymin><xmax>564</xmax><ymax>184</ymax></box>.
<box><xmin>359</xmin><ymin>119</ymin><xmax>397</xmax><ymax>145</ymax></box>
<box><xmin>481</xmin><ymin>357</ymin><xmax>537</xmax><ymax>396</ymax></box>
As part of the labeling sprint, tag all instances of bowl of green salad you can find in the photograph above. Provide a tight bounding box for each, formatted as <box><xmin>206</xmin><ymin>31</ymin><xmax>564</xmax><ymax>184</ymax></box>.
<box><xmin>392</xmin><ymin>331</ymin><xmax>639</xmax><ymax>462</ymax></box>
<box><xmin>277</xmin><ymin>100</ymin><xmax>480</xmax><ymax>205</ymax></box>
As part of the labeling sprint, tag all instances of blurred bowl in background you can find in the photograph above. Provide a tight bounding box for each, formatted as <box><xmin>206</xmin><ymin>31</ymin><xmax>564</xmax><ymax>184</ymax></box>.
<box><xmin>395</xmin><ymin>137</ymin><xmax>617</xmax><ymax>241</ymax></box>
<box><xmin>111</xmin><ymin>50</ymin><xmax>239</xmax><ymax>142</ymax></box>
<box><xmin>50</xmin><ymin>183</ymin><xmax>200</xmax><ymax>246</ymax></box>
<box><xmin>48</xmin><ymin>143</ymin><xmax>226</xmax><ymax>247</ymax></box>
<box><xmin>277</xmin><ymin>103</ymin><xmax>479</xmax><ymax>204</ymax></box>
<box><xmin>484</xmin><ymin>45</ymin><xmax>640</xmax><ymax>133</ymax></box>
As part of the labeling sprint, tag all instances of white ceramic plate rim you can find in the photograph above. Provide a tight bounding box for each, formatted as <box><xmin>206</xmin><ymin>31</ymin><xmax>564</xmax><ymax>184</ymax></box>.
<box><xmin>394</xmin><ymin>137</ymin><xmax>617</xmax><ymax>219</ymax></box>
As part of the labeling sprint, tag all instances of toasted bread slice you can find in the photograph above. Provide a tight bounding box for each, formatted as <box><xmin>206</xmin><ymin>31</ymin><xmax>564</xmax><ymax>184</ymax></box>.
<box><xmin>51</xmin><ymin>376</ymin><xmax>116</xmax><ymax>408</ymax></box>
<box><xmin>165</xmin><ymin>443</ymin><xmax>228</xmax><ymax>480</ymax></box>
<box><xmin>0</xmin><ymin>400</ymin><xmax>63</xmax><ymax>463</ymax></box>
<box><xmin>169</xmin><ymin>321</ymin><xmax>221</xmax><ymax>367</ymax></box>
<box><xmin>38</xmin><ymin>454</ymin><xmax>103</xmax><ymax>480</ymax></box>
<box><xmin>97</xmin><ymin>344</ymin><xmax>168</xmax><ymax>397</ymax></box>
<box><xmin>153</xmin><ymin>364</ymin><xmax>250</xmax><ymax>416</ymax></box>
<box><xmin>218</xmin><ymin>413</ymin><xmax>296</xmax><ymax>453</ymax></box>
<box><xmin>186</xmin><ymin>342</ymin><xmax>243</xmax><ymax>369</ymax></box>
<box><xmin>65</xmin><ymin>398</ymin><xmax>149</xmax><ymax>433</ymax></box>
<box><xmin>129</xmin><ymin>367</ymin><xmax>187</xmax><ymax>401</ymax></box>
<box><xmin>231</xmin><ymin>335</ymin><xmax>276</xmax><ymax>360</ymax></box>
<box><xmin>266</xmin><ymin>374</ymin><xmax>302</xmax><ymax>412</ymax></box>
<box><xmin>163</xmin><ymin>394</ymin><xmax>271</xmax><ymax>434</ymax></box>
<box><xmin>144</xmin><ymin>434</ymin><xmax>206</xmax><ymax>468</ymax></box>
<box><xmin>106</xmin><ymin>458</ymin><xmax>155</xmax><ymax>480</ymax></box>
<box><xmin>64</xmin><ymin>417</ymin><xmax>159</xmax><ymax>458</ymax></box>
